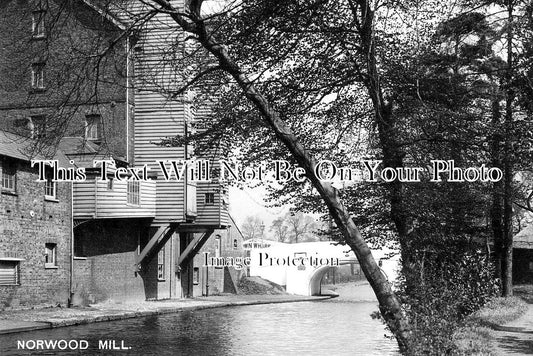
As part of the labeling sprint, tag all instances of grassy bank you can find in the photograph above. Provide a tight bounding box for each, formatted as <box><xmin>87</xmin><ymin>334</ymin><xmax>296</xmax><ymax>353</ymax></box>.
<box><xmin>237</xmin><ymin>277</ymin><xmax>286</xmax><ymax>295</ymax></box>
<box><xmin>470</xmin><ymin>297</ymin><xmax>528</xmax><ymax>327</ymax></box>
<box><xmin>514</xmin><ymin>284</ymin><xmax>533</xmax><ymax>304</ymax></box>
<box><xmin>452</xmin><ymin>296</ymin><xmax>527</xmax><ymax>355</ymax></box>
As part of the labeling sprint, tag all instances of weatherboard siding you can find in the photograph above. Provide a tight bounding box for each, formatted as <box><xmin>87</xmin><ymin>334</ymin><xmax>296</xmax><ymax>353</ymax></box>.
<box><xmin>130</xmin><ymin>0</ymin><xmax>229</xmax><ymax>227</ymax></box>
<box><xmin>73</xmin><ymin>179</ymin><xmax>156</xmax><ymax>219</ymax></box>
<box><xmin>195</xmin><ymin>182</ymin><xmax>229</xmax><ymax>227</ymax></box>
<box><xmin>131</xmin><ymin>0</ymin><xmax>191</xmax><ymax>225</ymax></box>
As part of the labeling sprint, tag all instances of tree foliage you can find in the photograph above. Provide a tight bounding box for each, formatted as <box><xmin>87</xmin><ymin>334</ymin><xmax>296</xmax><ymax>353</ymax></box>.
<box><xmin>241</xmin><ymin>215</ymin><xmax>265</xmax><ymax>240</ymax></box>
<box><xmin>269</xmin><ymin>212</ymin><xmax>319</xmax><ymax>243</ymax></box>
<box><xmin>144</xmin><ymin>0</ymin><xmax>532</xmax><ymax>351</ymax></box>
<box><xmin>19</xmin><ymin>0</ymin><xmax>532</xmax><ymax>352</ymax></box>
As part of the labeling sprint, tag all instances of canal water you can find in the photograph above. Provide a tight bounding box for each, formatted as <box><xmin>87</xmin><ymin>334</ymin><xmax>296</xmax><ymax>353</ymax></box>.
<box><xmin>0</xmin><ymin>284</ymin><xmax>399</xmax><ymax>356</ymax></box>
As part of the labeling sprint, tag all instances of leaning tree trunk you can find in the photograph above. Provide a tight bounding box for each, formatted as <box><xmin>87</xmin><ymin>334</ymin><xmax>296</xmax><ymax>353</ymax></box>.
<box><xmin>196</xmin><ymin>35</ymin><xmax>414</xmax><ymax>353</ymax></box>
<box><xmin>198</xmin><ymin>38</ymin><xmax>414</xmax><ymax>352</ymax></box>
<box><xmin>148</xmin><ymin>0</ymin><xmax>413</xmax><ymax>352</ymax></box>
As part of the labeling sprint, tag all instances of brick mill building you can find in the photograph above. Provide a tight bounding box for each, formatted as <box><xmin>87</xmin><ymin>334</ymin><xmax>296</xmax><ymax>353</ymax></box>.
<box><xmin>0</xmin><ymin>130</ymin><xmax>72</xmax><ymax>309</ymax></box>
<box><xmin>192</xmin><ymin>216</ymin><xmax>246</xmax><ymax>296</ymax></box>
<box><xmin>0</xmin><ymin>0</ymin><xmax>237</xmax><ymax>308</ymax></box>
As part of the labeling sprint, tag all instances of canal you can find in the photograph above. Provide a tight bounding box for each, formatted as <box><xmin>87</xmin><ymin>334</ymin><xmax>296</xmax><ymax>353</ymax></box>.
<box><xmin>0</xmin><ymin>284</ymin><xmax>399</xmax><ymax>355</ymax></box>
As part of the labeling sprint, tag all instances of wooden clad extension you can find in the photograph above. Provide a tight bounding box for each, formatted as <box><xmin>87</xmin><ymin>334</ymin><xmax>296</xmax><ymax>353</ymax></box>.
<box><xmin>192</xmin><ymin>101</ymin><xmax>230</xmax><ymax>228</ymax></box>
<box><xmin>73</xmin><ymin>179</ymin><xmax>156</xmax><ymax>219</ymax></box>
<box><xmin>132</xmin><ymin>0</ymin><xmax>191</xmax><ymax>224</ymax></box>
<box><xmin>129</xmin><ymin>0</ymin><xmax>228</xmax><ymax>227</ymax></box>
<box><xmin>195</xmin><ymin>181</ymin><xmax>229</xmax><ymax>227</ymax></box>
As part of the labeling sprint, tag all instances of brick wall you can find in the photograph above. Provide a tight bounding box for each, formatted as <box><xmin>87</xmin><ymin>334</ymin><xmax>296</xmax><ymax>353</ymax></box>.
<box><xmin>0</xmin><ymin>158</ymin><xmax>71</xmax><ymax>310</ymax></box>
<box><xmin>72</xmin><ymin>218</ymin><xmax>156</xmax><ymax>304</ymax></box>
<box><xmin>0</xmin><ymin>0</ymin><xmax>130</xmax><ymax>160</ymax></box>
<box><xmin>193</xmin><ymin>225</ymin><xmax>246</xmax><ymax>296</ymax></box>
<box><xmin>0</xmin><ymin>0</ymin><xmax>126</xmax><ymax>107</ymax></box>
<box><xmin>0</xmin><ymin>103</ymin><xmax>128</xmax><ymax>160</ymax></box>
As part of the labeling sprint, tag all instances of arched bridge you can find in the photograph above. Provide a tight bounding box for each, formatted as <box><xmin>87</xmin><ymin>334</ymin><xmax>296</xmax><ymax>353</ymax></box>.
<box><xmin>247</xmin><ymin>241</ymin><xmax>398</xmax><ymax>296</ymax></box>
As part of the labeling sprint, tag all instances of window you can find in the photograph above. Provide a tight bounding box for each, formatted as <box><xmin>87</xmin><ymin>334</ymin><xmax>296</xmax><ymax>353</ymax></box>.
<box><xmin>214</xmin><ymin>235</ymin><xmax>222</xmax><ymax>269</ymax></box>
<box><xmin>1</xmin><ymin>159</ymin><xmax>16</xmax><ymax>192</ymax></box>
<box><xmin>74</xmin><ymin>234</ymin><xmax>86</xmax><ymax>258</ymax></box>
<box><xmin>233</xmin><ymin>239</ymin><xmax>238</xmax><ymax>250</ymax></box>
<box><xmin>186</xmin><ymin>182</ymin><xmax>197</xmax><ymax>217</ymax></box>
<box><xmin>29</xmin><ymin>115</ymin><xmax>46</xmax><ymax>139</ymax></box>
<box><xmin>85</xmin><ymin>114</ymin><xmax>102</xmax><ymax>141</ymax></box>
<box><xmin>205</xmin><ymin>193</ymin><xmax>215</xmax><ymax>205</ymax></box>
<box><xmin>351</xmin><ymin>263</ymin><xmax>360</xmax><ymax>275</ymax></box>
<box><xmin>44</xmin><ymin>168</ymin><xmax>56</xmax><ymax>200</ymax></box>
<box><xmin>157</xmin><ymin>248</ymin><xmax>165</xmax><ymax>281</ymax></box>
<box><xmin>32</xmin><ymin>10</ymin><xmax>46</xmax><ymax>38</ymax></box>
<box><xmin>215</xmin><ymin>235</ymin><xmax>221</xmax><ymax>257</ymax></box>
<box><xmin>193</xmin><ymin>267</ymin><xmax>199</xmax><ymax>285</ymax></box>
<box><xmin>0</xmin><ymin>261</ymin><xmax>20</xmax><ymax>285</ymax></box>
<box><xmin>127</xmin><ymin>181</ymin><xmax>140</xmax><ymax>205</ymax></box>
<box><xmin>107</xmin><ymin>178</ymin><xmax>114</xmax><ymax>190</ymax></box>
<box><xmin>45</xmin><ymin>243</ymin><xmax>57</xmax><ymax>268</ymax></box>
<box><xmin>31</xmin><ymin>63</ymin><xmax>45</xmax><ymax>89</ymax></box>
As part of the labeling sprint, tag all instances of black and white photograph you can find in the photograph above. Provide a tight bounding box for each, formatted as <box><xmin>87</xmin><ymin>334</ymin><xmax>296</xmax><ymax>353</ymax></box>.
<box><xmin>0</xmin><ymin>0</ymin><xmax>532</xmax><ymax>354</ymax></box>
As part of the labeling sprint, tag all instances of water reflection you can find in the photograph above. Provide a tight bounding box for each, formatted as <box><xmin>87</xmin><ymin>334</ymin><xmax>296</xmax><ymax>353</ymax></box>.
<box><xmin>0</xmin><ymin>297</ymin><xmax>398</xmax><ymax>355</ymax></box>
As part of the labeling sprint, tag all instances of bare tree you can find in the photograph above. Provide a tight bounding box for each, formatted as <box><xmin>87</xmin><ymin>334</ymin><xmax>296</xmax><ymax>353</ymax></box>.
<box><xmin>270</xmin><ymin>216</ymin><xmax>289</xmax><ymax>243</ymax></box>
<box><xmin>286</xmin><ymin>212</ymin><xmax>317</xmax><ymax>243</ymax></box>
<box><xmin>270</xmin><ymin>212</ymin><xmax>318</xmax><ymax>243</ymax></box>
<box><xmin>241</xmin><ymin>215</ymin><xmax>264</xmax><ymax>240</ymax></box>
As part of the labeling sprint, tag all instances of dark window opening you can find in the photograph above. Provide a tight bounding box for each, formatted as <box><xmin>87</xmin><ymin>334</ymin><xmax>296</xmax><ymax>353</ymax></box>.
<box><xmin>44</xmin><ymin>167</ymin><xmax>56</xmax><ymax>200</ymax></box>
<box><xmin>74</xmin><ymin>234</ymin><xmax>86</xmax><ymax>258</ymax></box>
<box><xmin>29</xmin><ymin>115</ymin><xmax>47</xmax><ymax>139</ymax></box>
<box><xmin>205</xmin><ymin>193</ymin><xmax>215</xmax><ymax>205</ymax></box>
<box><xmin>157</xmin><ymin>248</ymin><xmax>165</xmax><ymax>281</ymax></box>
<box><xmin>45</xmin><ymin>243</ymin><xmax>57</xmax><ymax>268</ymax></box>
<box><xmin>31</xmin><ymin>63</ymin><xmax>45</xmax><ymax>89</ymax></box>
<box><xmin>1</xmin><ymin>159</ymin><xmax>16</xmax><ymax>192</ymax></box>
<box><xmin>127</xmin><ymin>181</ymin><xmax>140</xmax><ymax>205</ymax></box>
<box><xmin>193</xmin><ymin>267</ymin><xmax>199</xmax><ymax>285</ymax></box>
<box><xmin>0</xmin><ymin>261</ymin><xmax>20</xmax><ymax>285</ymax></box>
<box><xmin>32</xmin><ymin>10</ymin><xmax>46</xmax><ymax>38</ymax></box>
<box><xmin>85</xmin><ymin>114</ymin><xmax>102</xmax><ymax>141</ymax></box>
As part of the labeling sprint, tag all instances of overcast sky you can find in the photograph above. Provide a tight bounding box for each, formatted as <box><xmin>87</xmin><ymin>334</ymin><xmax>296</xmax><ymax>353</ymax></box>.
<box><xmin>229</xmin><ymin>186</ymin><xmax>289</xmax><ymax>236</ymax></box>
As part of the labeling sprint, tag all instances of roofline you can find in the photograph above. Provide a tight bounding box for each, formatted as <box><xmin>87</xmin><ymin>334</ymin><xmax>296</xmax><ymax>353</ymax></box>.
<box><xmin>80</xmin><ymin>0</ymin><xmax>127</xmax><ymax>31</ymax></box>
<box><xmin>0</xmin><ymin>130</ymin><xmax>35</xmax><ymax>162</ymax></box>
<box><xmin>228</xmin><ymin>213</ymin><xmax>245</xmax><ymax>239</ymax></box>
<box><xmin>0</xmin><ymin>129</ymin><xmax>70</xmax><ymax>165</ymax></box>
<box><xmin>0</xmin><ymin>153</ymin><xmax>32</xmax><ymax>163</ymax></box>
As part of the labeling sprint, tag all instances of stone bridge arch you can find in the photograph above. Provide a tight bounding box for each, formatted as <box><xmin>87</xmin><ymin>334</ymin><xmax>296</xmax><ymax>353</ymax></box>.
<box><xmin>308</xmin><ymin>264</ymin><xmax>335</xmax><ymax>296</ymax></box>
<box><xmin>248</xmin><ymin>241</ymin><xmax>399</xmax><ymax>296</ymax></box>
